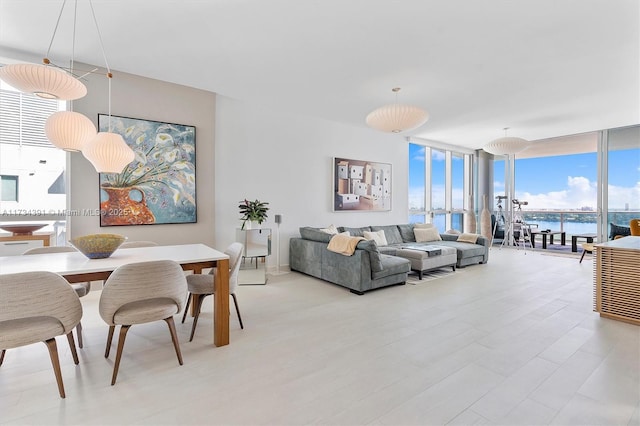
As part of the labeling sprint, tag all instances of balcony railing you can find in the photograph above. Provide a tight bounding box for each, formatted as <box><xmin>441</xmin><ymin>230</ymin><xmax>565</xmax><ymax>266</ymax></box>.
<box><xmin>409</xmin><ymin>208</ymin><xmax>639</xmax><ymax>239</ymax></box>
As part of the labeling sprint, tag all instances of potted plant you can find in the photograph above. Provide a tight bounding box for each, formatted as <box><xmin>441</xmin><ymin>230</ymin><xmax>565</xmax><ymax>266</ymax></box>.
<box><xmin>239</xmin><ymin>199</ymin><xmax>269</xmax><ymax>229</ymax></box>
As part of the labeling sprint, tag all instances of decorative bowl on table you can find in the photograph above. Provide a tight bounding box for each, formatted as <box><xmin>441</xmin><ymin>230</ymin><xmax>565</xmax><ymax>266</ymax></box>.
<box><xmin>0</xmin><ymin>223</ymin><xmax>47</xmax><ymax>235</ymax></box>
<box><xmin>70</xmin><ymin>233</ymin><xmax>127</xmax><ymax>259</ymax></box>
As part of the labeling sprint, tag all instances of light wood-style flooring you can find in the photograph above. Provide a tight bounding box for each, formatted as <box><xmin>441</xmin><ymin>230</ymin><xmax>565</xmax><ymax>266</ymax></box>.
<box><xmin>1</xmin><ymin>247</ymin><xmax>638</xmax><ymax>425</ymax></box>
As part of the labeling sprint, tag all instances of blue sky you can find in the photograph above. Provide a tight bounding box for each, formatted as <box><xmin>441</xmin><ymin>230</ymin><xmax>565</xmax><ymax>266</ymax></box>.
<box><xmin>409</xmin><ymin>144</ymin><xmax>640</xmax><ymax>211</ymax></box>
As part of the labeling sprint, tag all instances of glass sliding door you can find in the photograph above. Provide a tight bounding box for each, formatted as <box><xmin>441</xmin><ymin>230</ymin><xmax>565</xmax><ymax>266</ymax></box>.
<box><xmin>605</xmin><ymin>125</ymin><xmax>640</xmax><ymax>239</ymax></box>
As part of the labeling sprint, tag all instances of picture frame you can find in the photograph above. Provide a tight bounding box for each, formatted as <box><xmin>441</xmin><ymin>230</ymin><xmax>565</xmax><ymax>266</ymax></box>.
<box><xmin>98</xmin><ymin>114</ymin><xmax>197</xmax><ymax>226</ymax></box>
<box><xmin>333</xmin><ymin>157</ymin><xmax>391</xmax><ymax>211</ymax></box>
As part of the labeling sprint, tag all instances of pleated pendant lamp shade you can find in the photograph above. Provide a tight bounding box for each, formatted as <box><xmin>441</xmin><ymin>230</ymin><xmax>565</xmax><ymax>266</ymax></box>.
<box><xmin>483</xmin><ymin>136</ymin><xmax>529</xmax><ymax>155</ymax></box>
<box><xmin>0</xmin><ymin>63</ymin><xmax>87</xmax><ymax>100</ymax></box>
<box><xmin>45</xmin><ymin>111</ymin><xmax>97</xmax><ymax>152</ymax></box>
<box><xmin>366</xmin><ymin>104</ymin><xmax>429</xmax><ymax>133</ymax></box>
<box><xmin>366</xmin><ymin>87</ymin><xmax>429</xmax><ymax>133</ymax></box>
<box><xmin>82</xmin><ymin>132</ymin><xmax>135</xmax><ymax>173</ymax></box>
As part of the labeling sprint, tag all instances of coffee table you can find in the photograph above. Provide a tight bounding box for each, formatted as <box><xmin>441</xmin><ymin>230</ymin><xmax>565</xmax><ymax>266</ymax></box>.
<box><xmin>571</xmin><ymin>233</ymin><xmax>597</xmax><ymax>252</ymax></box>
<box><xmin>529</xmin><ymin>230</ymin><xmax>566</xmax><ymax>249</ymax></box>
<box><xmin>396</xmin><ymin>245</ymin><xmax>457</xmax><ymax>280</ymax></box>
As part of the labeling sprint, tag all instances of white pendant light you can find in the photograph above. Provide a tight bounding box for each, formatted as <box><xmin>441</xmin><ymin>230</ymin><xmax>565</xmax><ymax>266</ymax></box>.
<box><xmin>83</xmin><ymin>132</ymin><xmax>135</xmax><ymax>173</ymax></box>
<box><xmin>82</xmin><ymin>72</ymin><xmax>135</xmax><ymax>173</ymax></box>
<box><xmin>0</xmin><ymin>62</ymin><xmax>87</xmax><ymax>100</ymax></box>
<box><xmin>45</xmin><ymin>111</ymin><xmax>97</xmax><ymax>151</ymax></box>
<box><xmin>0</xmin><ymin>0</ymin><xmax>88</xmax><ymax>101</ymax></box>
<box><xmin>366</xmin><ymin>87</ymin><xmax>429</xmax><ymax>133</ymax></box>
<box><xmin>483</xmin><ymin>128</ymin><xmax>529</xmax><ymax>155</ymax></box>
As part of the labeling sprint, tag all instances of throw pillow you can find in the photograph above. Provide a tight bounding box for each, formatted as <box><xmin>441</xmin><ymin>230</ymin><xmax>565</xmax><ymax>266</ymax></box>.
<box><xmin>414</xmin><ymin>223</ymin><xmax>435</xmax><ymax>229</ymax></box>
<box><xmin>319</xmin><ymin>224</ymin><xmax>339</xmax><ymax>234</ymax></box>
<box><xmin>397</xmin><ymin>224</ymin><xmax>416</xmax><ymax>242</ymax></box>
<box><xmin>414</xmin><ymin>227</ymin><xmax>442</xmax><ymax>242</ymax></box>
<box><xmin>370</xmin><ymin>225</ymin><xmax>403</xmax><ymax>245</ymax></box>
<box><xmin>445</xmin><ymin>229</ymin><xmax>461</xmax><ymax>235</ymax></box>
<box><xmin>609</xmin><ymin>222</ymin><xmax>631</xmax><ymax>239</ymax></box>
<box><xmin>457</xmin><ymin>232</ymin><xmax>479</xmax><ymax>244</ymax></box>
<box><xmin>363</xmin><ymin>230</ymin><xmax>388</xmax><ymax>246</ymax></box>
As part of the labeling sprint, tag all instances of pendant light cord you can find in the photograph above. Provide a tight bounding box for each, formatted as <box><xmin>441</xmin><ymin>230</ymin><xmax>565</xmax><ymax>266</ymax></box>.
<box><xmin>45</xmin><ymin>0</ymin><xmax>68</xmax><ymax>60</ymax></box>
<box><xmin>88</xmin><ymin>0</ymin><xmax>113</xmax><ymax>132</ymax></box>
<box><xmin>43</xmin><ymin>0</ymin><xmax>116</xmax><ymax>133</ymax></box>
<box><xmin>88</xmin><ymin>0</ymin><xmax>111</xmax><ymax>74</ymax></box>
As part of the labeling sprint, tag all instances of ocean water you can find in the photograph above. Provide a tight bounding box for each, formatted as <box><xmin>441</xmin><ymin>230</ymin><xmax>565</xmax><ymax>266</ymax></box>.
<box><xmin>409</xmin><ymin>211</ymin><xmax>638</xmax><ymax>236</ymax></box>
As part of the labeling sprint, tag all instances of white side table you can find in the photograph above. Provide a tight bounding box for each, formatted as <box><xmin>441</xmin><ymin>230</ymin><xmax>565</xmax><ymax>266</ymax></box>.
<box><xmin>236</xmin><ymin>228</ymin><xmax>271</xmax><ymax>284</ymax></box>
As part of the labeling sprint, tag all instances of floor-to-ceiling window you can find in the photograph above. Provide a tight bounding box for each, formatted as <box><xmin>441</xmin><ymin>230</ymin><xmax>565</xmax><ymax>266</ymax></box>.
<box><xmin>451</xmin><ymin>152</ymin><xmax>465</xmax><ymax>231</ymax></box>
<box><xmin>604</xmin><ymin>125</ymin><xmax>640</xmax><ymax>236</ymax></box>
<box><xmin>0</xmin><ymin>74</ymin><xmax>67</xmax><ymax>246</ymax></box>
<box><xmin>408</xmin><ymin>141</ymin><xmax>473</xmax><ymax>232</ymax></box>
<box><xmin>489</xmin><ymin>126</ymin><xmax>638</xmax><ymax>244</ymax></box>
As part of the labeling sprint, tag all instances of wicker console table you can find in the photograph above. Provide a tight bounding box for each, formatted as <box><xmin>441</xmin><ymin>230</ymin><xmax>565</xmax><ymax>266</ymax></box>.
<box><xmin>594</xmin><ymin>236</ymin><xmax>640</xmax><ymax>325</ymax></box>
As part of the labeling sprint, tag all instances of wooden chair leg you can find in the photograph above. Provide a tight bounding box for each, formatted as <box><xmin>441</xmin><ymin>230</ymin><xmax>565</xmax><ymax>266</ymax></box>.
<box><xmin>188</xmin><ymin>293</ymin><xmax>207</xmax><ymax>342</ymax></box>
<box><xmin>66</xmin><ymin>332</ymin><xmax>79</xmax><ymax>365</ymax></box>
<box><xmin>164</xmin><ymin>317</ymin><xmax>184</xmax><ymax>365</ymax></box>
<box><xmin>44</xmin><ymin>338</ymin><xmax>65</xmax><ymax>398</ymax></box>
<box><xmin>105</xmin><ymin>325</ymin><xmax>115</xmax><ymax>358</ymax></box>
<box><xmin>76</xmin><ymin>321</ymin><xmax>83</xmax><ymax>349</ymax></box>
<box><xmin>231</xmin><ymin>293</ymin><xmax>244</xmax><ymax>329</ymax></box>
<box><xmin>0</xmin><ymin>349</ymin><xmax>5</xmax><ymax>366</ymax></box>
<box><xmin>181</xmin><ymin>293</ymin><xmax>192</xmax><ymax>324</ymax></box>
<box><xmin>111</xmin><ymin>325</ymin><xmax>131</xmax><ymax>386</ymax></box>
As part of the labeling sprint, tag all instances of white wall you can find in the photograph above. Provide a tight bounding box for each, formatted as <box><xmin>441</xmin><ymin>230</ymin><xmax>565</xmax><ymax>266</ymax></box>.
<box><xmin>70</xmin><ymin>66</ymin><xmax>217</xmax><ymax>246</ymax></box>
<box><xmin>1</xmin><ymin>48</ymin><xmax>412</xmax><ymax>265</ymax></box>
<box><xmin>214</xmin><ymin>96</ymin><xmax>410</xmax><ymax>270</ymax></box>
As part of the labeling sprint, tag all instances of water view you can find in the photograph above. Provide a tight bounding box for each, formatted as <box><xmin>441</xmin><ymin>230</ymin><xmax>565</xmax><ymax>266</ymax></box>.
<box><xmin>409</xmin><ymin>211</ymin><xmax>638</xmax><ymax>238</ymax></box>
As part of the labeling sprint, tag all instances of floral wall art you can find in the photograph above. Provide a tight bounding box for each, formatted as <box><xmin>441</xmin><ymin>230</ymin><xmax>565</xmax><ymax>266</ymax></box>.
<box><xmin>98</xmin><ymin>114</ymin><xmax>196</xmax><ymax>226</ymax></box>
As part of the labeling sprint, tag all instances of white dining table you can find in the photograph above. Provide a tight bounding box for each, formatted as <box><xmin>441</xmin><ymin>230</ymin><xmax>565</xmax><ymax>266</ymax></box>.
<box><xmin>0</xmin><ymin>243</ymin><xmax>231</xmax><ymax>346</ymax></box>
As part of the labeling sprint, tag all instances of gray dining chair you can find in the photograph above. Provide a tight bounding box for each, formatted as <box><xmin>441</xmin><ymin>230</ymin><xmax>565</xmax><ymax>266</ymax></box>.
<box><xmin>0</xmin><ymin>270</ymin><xmax>82</xmax><ymax>398</ymax></box>
<box><xmin>23</xmin><ymin>246</ymin><xmax>90</xmax><ymax>348</ymax></box>
<box><xmin>99</xmin><ymin>259</ymin><xmax>187</xmax><ymax>385</ymax></box>
<box><xmin>181</xmin><ymin>242</ymin><xmax>244</xmax><ymax>341</ymax></box>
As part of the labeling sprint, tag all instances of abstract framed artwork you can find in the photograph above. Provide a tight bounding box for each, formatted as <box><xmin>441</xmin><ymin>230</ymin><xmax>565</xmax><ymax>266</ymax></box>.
<box><xmin>98</xmin><ymin>114</ymin><xmax>196</xmax><ymax>226</ymax></box>
<box><xmin>333</xmin><ymin>157</ymin><xmax>391</xmax><ymax>211</ymax></box>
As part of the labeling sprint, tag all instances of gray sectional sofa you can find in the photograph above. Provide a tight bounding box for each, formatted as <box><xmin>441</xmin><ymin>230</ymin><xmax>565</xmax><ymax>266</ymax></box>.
<box><xmin>289</xmin><ymin>223</ymin><xmax>489</xmax><ymax>294</ymax></box>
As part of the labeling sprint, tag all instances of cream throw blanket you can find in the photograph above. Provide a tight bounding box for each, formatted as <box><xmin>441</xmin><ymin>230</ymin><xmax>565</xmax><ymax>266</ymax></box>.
<box><xmin>327</xmin><ymin>234</ymin><xmax>365</xmax><ymax>256</ymax></box>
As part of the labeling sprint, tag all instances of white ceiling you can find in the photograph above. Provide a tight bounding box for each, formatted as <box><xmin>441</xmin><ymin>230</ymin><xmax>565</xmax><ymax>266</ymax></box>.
<box><xmin>1</xmin><ymin>0</ymin><xmax>638</xmax><ymax>150</ymax></box>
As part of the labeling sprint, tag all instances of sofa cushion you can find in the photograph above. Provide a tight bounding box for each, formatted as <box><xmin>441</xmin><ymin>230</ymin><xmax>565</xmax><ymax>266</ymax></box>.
<box><xmin>339</xmin><ymin>226</ymin><xmax>371</xmax><ymax>237</ymax></box>
<box><xmin>372</xmin><ymin>254</ymin><xmax>411</xmax><ymax>280</ymax></box>
<box><xmin>363</xmin><ymin>230</ymin><xmax>388</xmax><ymax>246</ymax></box>
<box><xmin>299</xmin><ymin>227</ymin><xmax>333</xmax><ymax>243</ymax></box>
<box><xmin>370</xmin><ymin>225</ymin><xmax>403</xmax><ymax>245</ymax></box>
<box><xmin>457</xmin><ymin>233</ymin><xmax>479</xmax><ymax>244</ymax></box>
<box><xmin>414</xmin><ymin>227</ymin><xmax>442</xmax><ymax>242</ymax></box>
<box><xmin>378</xmin><ymin>246</ymin><xmax>398</xmax><ymax>256</ymax></box>
<box><xmin>356</xmin><ymin>240</ymin><xmax>383</xmax><ymax>272</ymax></box>
<box><xmin>397</xmin><ymin>224</ymin><xmax>416</xmax><ymax>242</ymax></box>
<box><xmin>319</xmin><ymin>224</ymin><xmax>339</xmax><ymax>234</ymax></box>
<box><xmin>436</xmin><ymin>241</ymin><xmax>486</xmax><ymax>259</ymax></box>
<box><xmin>609</xmin><ymin>223</ymin><xmax>631</xmax><ymax>239</ymax></box>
